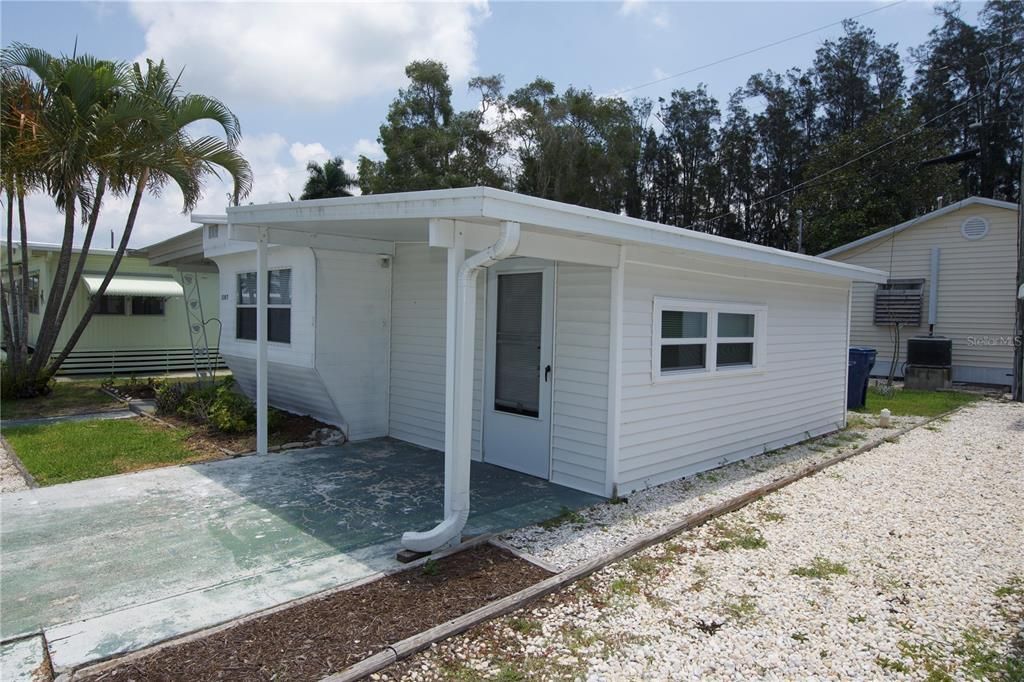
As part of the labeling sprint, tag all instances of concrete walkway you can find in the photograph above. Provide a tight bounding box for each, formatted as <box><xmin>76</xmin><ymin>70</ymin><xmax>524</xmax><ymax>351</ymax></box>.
<box><xmin>0</xmin><ymin>438</ymin><xmax>600</xmax><ymax>673</ymax></box>
<box><xmin>1</xmin><ymin>409</ymin><xmax>136</xmax><ymax>429</ymax></box>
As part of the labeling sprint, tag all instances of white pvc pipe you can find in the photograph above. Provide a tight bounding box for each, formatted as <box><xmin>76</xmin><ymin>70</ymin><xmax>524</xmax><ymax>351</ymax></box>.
<box><xmin>442</xmin><ymin>228</ymin><xmax>465</xmax><ymax>516</ymax></box>
<box><xmin>928</xmin><ymin>247</ymin><xmax>940</xmax><ymax>329</ymax></box>
<box><xmin>402</xmin><ymin>221</ymin><xmax>520</xmax><ymax>553</ymax></box>
<box><xmin>256</xmin><ymin>228</ymin><xmax>268</xmax><ymax>455</ymax></box>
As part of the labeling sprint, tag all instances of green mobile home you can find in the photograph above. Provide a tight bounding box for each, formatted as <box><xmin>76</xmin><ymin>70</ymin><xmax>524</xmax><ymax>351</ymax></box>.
<box><xmin>2</xmin><ymin>239</ymin><xmax>223</xmax><ymax>375</ymax></box>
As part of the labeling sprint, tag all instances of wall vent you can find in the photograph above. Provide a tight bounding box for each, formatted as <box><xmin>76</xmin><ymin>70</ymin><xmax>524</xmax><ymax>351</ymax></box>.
<box><xmin>207</xmin><ymin>224</ymin><xmax>220</xmax><ymax>239</ymax></box>
<box><xmin>960</xmin><ymin>216</ymin><xmax>989</xmax><ymax>240</ymax></box>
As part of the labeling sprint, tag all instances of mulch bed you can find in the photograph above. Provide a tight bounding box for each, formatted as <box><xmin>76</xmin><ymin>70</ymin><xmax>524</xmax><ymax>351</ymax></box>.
<box><xmin>105</xmin><ymin>383</ymin><xmax>158</xmax><ymax>401</ymax></box>
<box><xmin>77</xmin><ymin>544</ymin><xmax>551</xmax><ymax>682</ymax></box>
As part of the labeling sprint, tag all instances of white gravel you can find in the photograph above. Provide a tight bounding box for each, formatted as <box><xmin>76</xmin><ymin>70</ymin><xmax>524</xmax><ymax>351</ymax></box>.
<box><xmin>0</xmin><ymin>439</ymin><xmax>30</xmax><ymax>493</ymax></box>
<box><xmin>383</xmin><ymin>400</ymin><xmax>1024</xmax><ymax>680</ymax></box>
<box><xmin>503</xmin><ymin>411</ymin><xmax>923</xmax><ymax>571</ymax></box>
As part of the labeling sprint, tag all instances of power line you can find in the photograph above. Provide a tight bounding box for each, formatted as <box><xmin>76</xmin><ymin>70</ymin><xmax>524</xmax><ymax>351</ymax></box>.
<box><xmin>612</xmin><ymin>0</ymin><xmax>908</xmax><ymax>97</ymax></box>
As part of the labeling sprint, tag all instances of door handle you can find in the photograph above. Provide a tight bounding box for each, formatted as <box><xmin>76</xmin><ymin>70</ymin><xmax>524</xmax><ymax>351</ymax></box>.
<box><xmin>544</xmin><ymin>365</ymin><xmax>552</xmax><ymax>382</ymax></box>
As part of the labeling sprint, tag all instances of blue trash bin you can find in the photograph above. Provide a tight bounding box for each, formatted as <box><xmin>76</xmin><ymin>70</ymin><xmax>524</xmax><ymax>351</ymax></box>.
<box><xmin>847</xmin><ymin>347</ymin><xmax>877</xmax><ymax>409</ymax></box>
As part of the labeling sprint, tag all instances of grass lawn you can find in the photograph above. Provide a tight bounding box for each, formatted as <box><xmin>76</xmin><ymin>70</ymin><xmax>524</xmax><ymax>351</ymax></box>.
<box><xmin>1</xmin><ymin>379</ymin><xmax>120</xmax><ymax>420</ymax></box>
<box><xmin>3</xmin><ymin>418</ymin><xmax>205</xmax><ymax>486</ymax></box>
<box><xmin>855</xmin><ymin>386</ymin><xmax>982</xmax><ymax>417</ymax></box>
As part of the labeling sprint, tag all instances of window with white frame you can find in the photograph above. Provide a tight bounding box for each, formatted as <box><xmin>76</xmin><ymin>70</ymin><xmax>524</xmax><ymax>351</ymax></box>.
<box><xmin>653</xmin><ymin>298</ymin><xmax>765</xmax><ymax>379</ymax></box>
<box><xmin>236</xmin><ymin>268</ymin><xmax>292</xmax><ymax>343</ymax></box>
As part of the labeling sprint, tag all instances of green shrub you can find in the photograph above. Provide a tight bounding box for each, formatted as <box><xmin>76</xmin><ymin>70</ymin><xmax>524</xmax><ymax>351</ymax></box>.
<box><xmin>154</xmin><ymin>379</ymin><xmax>188</xmax><ymax>415</ymax></box>
<box><xmin>156</xmin><ymin>376</ymin><xmax>281</xmax><ymax>434</ymax></box>
<box><xmin>208</xmin><ymin>381</ymin><xmax>256</xmax><ymax>433</ymax></box>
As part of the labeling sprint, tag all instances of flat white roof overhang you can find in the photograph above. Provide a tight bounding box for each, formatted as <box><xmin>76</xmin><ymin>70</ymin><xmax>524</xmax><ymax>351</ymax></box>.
<box><xmin>200</xmin><ymin>187</ymin><xmax>888</xmax><ymax>284</ymax></box>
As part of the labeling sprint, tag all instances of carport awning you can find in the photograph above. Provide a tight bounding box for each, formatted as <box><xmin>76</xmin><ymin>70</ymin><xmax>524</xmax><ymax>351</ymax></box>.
<box><xmin>82</xmin><ymin>275</ymin><xmax>184</xmax><ymax>297</ymax></box>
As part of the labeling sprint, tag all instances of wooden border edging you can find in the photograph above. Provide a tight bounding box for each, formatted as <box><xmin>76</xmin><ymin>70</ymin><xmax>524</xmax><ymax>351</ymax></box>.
<box><xmin>323</xmin><ymin>408</ymin><xmax>965</xmax><ymax>682</ymax></box>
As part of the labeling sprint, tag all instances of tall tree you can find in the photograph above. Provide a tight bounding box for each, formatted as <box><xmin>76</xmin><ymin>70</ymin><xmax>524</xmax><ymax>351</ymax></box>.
<box><xmin>358</xmin><ymin>61</ymin><xmax>505</xmax><ymax>194</ymax></box>
<box><xmin>300</xmin><ymin>157</ymin><xmax>356</xmax><ymax>199</ymax></box>
<box><xmin>713</xmin><ymin>92</ymin><xmax>758</xmax><ymax>241</ymax></box>
<box><xmin>797</xmin><ymin>105</ymin><xmax>958</xmax><ymax>254</ymax></box>
<box><xmin>813</xmin><ymin>20</ymin><xmax>905</xmax><ymax>139</ymax></box>
<box><xmin>647</xmin><ymin>85</ymin><xmax>720</xmax><ymax>228</ymax></box>
<box><xmin>911</xmin><ymin>0</ymin><xmax>1023</xmax><ymax>202</ymax></box>
<box><xmin>509</xmin><ymin>80</ymin><xmax>642</xmax><ymax>214</ymax></box>
<box><xmin>1</xmin><ymin>45</ymin><xmax>252</xmax><ymax>396</ymax></box>
<box><xmin>743</xmin><ymin>71</ymin><xmax>808</xmax><ymax>248</ymax></box>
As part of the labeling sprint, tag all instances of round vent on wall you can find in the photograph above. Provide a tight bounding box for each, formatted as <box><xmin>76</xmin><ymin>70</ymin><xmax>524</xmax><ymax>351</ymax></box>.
<box><xmin>961</xmin><ymin>216</ymin><xmax>989</xmax><ymax>240</ymax></box>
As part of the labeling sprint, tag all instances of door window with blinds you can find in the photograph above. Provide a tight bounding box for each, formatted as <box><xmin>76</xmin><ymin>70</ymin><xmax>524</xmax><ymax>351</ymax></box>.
<box><xmin>654</xmin><ymin>297</ymin><xmax>765</xmax><ymax>380</ymax></box>
<box><xmin>236</xmin><ymin>268</ymin><xmax>292</xmax><ymax>343</ymax></box>
<box><xmin>494</xmin><ymin>272</ymin><xmax>543</xmax><ymax>418</ymax></box>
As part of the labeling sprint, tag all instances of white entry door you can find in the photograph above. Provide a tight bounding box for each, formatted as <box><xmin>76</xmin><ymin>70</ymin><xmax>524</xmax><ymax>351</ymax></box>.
<box><xmin>483</xmin><ymin>260</ymin><xmax>554</xmax><ymax>479</ymax></box>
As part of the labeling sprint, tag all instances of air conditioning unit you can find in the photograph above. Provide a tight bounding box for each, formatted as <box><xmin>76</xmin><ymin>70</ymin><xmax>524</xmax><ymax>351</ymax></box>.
<box><xmin>906</xmin><ymin>336</ymin><xmax>952</xmax><ymax>368</ymax></box>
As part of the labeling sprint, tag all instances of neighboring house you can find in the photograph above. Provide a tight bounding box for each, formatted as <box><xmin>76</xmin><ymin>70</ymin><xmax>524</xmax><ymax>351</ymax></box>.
<box><xmin>820</xmin><ymin>197</ymin><xmax>1019</xmax><ymax>387</ymax></box>
<box><xmin>146</xmin><ymin>187</ymin><xmax>884</xmax><ymax>552</ymax></box>
<box><xmin>1</xmin><ymin>239</ymin><xmax>224</xmax><ymax>375</ymax></box>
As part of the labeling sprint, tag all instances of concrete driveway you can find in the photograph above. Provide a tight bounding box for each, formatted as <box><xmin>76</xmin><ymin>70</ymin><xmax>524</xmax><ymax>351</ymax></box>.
<box><xmin>0</xmin><ymin>438</ymin><xmax>600</xmax><ymax>672</ymax></box>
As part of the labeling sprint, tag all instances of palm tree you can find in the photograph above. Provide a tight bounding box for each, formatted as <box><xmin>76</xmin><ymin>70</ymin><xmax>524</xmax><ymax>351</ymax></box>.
<box><xmin>0</xmin><ymin>57</ymin><xmax>45</xmax><ymax>371</ymax></box>
<box><xmin>300</xmin><ymin>156</ymin><xmax>356</xmax><ymax>199</ymax></box>
<box><xmin>1</xmin><ymin>44</ymin><xmax>252</xmax><ymax>395</ymax></box>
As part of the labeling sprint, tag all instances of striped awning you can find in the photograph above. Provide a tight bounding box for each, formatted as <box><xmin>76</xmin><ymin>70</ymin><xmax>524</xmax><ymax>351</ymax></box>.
<box><xmin>81</xmin><ymin>275</ymin><xmax>184</xmax><ymax>297</ymax></box>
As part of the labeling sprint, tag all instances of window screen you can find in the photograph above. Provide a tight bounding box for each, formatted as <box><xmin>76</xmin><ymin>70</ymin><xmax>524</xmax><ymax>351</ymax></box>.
<box><xmin>236</xmin><ymin>269</ymin><xmax>292</xmax><ymax>343</ymax></box>
<box><xmin>659</xmin><ymin>309</ymin><xmax>708</xmax><ymax>372</ymax></box>
<box><xmin>662</xmin><ymin>310</ymin><xmax>707</xmax><ymax>338</ymax></box>
<box><xmin>96</xmin><ymin>295</ymin><xmax>126</xmax><ymax>315</ymax></box>
<box><xmin>494</xmin><ymin>272</ymin><xmax>542</xmax><ymax>418</ymax></box>
<box><xmin>654</xmin><ymin>298</ymin><xmax>764</xmax><ymax>378</ymax></box>
<box><xmin>131</xmin><ymin>296</ymin><xmax>165</xmax><ymax>315</ymax></box>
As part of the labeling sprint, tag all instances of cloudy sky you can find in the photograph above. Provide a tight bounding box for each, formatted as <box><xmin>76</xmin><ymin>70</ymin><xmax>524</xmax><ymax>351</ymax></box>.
<box><xmin>2</xmin><ymin>0</ymin><xmax>981</xmax><ymax>248</ymax></box>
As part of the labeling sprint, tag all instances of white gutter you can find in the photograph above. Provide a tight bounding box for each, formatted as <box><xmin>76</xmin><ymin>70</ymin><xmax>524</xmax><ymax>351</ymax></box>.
<box><xmin>401</xmin><ymin>221</ymin><xmax>521</xmax><ymax>553</ymax></box>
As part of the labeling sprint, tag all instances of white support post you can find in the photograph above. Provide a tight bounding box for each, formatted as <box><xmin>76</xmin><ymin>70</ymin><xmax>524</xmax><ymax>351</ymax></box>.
<box><xmin>256</xmin><ymin>228</ymin><xmax>269</xmax><ymax>455</ymax></box>
<box><xmin>444</xmin><ymin>224</ymin><xmax>465</xmax><ymax>517</ymax></box>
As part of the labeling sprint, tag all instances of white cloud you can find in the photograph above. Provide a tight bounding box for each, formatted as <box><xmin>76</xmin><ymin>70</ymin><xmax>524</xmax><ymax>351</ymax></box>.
<box><xmin>131</xmin><ymin>1</ymin><xmax>489</xmax><ymax>106</ymax></box>
<box><xmin>352</xmin><ymin>138</ymin><xmax>384</xmax><ymax>160</ymax></box>
<box><xmin>619</xmin><ymin>0</ymin><xmax>646</xmax><ymax>17</ymax></box>
<box><xmin>619</xmin><ymin>0</ymin><xmax>669</xmax><ymax>29</ymax></box>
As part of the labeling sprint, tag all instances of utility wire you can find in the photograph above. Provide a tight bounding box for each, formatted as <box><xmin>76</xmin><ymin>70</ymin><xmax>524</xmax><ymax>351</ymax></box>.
<box><xmin>612</xmin><ymin>0</ymin><xmax>908</xmax><ymax>97</ymax></box>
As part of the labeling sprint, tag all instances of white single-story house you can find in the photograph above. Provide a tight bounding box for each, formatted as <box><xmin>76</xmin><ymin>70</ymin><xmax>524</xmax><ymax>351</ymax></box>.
<box><xmin>149</xmin><ymin>187</ymin><xmax>886</xmax><ymax>553</ymax></box>
<box><xmin>820</xmin><ymin>197</ymin><xmax>1019</xmax><ymax>386</ymax></box>
<box><xmin>1</xmin><ymin>240</ymin><xmax>223</xmax><ymax>375</ymax></box>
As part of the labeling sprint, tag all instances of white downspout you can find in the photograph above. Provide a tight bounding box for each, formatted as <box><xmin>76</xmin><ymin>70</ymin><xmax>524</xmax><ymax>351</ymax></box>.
<box><xmin>256</xmin><ymin>227</ymin><xmax>269</xmax><ymax>456</ymax></box>
<box><xmin>401</xmin><ymin>221</ymin><xmax>521</xmax><ymax>553</ymax></box>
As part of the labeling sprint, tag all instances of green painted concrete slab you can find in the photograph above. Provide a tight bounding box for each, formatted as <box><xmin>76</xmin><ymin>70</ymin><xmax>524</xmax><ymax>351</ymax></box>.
<box><xmin>0</xmin><ymin>438</ymin><xmax>600</xmax><ymax>671</ymax></box>
<box><xmin>0</xmin><ymin>636</ymin><xmax>47</xmax><ymax>682</ymax></box>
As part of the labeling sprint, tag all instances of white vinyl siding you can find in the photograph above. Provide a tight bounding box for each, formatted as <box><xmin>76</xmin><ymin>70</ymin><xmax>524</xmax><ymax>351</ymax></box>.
<box><xmin>388</xmin><ymin>248</ymin><xmax>611</xmax><ymax>494</ymax></box>
<box><xmin>214</xmin><ymin>247</ymin><xmax>346</xmax><ymax>430</ymax></box>
<box><xmin>314</xmin><ymin>250</ymin><xmax>391</xmax><ymax>440</ymax></box>
<box><xmin>551</xmin><ymin>265</ymin><xmax>610</xmax><ymax>496</ymax></box>
<box><xmin>616</xmin><ymin>256</ymin><xmax>850</xmax><ymax>494</ymax></box>
<box><xmin>827</xmin><ymin>204</ymin><xmax>1017</xmax><ymax>384</ymax></box>
<box><xmin>387</xmin><ymin>243</ymin><xmax>486</xmax><ymax>457</ymax></box>
<box><xmin>226</xmin><ymin>354</ymin><xmax>344</xmax><ymax>430</ymax></box>
<box><xmin>388</xmin><ymin>243</ymin><xmax>448</xmax><ymax>450</ymax></box>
